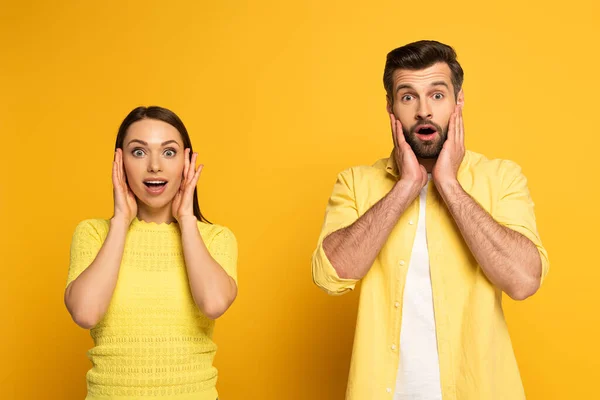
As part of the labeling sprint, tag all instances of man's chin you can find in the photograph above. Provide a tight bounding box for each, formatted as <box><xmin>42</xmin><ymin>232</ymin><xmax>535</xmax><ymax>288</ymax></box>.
<box><xmin>417</xmin><ymin>153</ymin><xmax>439</xmax><ymax>159</ymax></box>
<box><xmin>411</xmin><ymin>145</ymin><xmax>442</xmax><ymax>159</ymax></box>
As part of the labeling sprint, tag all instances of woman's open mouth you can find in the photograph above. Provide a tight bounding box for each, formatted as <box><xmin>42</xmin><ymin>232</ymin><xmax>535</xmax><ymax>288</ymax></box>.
<box><xmin>143</xmin><ymin>180</ymin><xmax>168</xmax><ymax>195</ymax></box>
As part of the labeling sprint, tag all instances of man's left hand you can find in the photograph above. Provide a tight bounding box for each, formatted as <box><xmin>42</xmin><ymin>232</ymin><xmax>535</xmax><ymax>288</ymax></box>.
<box><xmin>433</xmin><ymin>104</ymin><xmax>465</xmax><ymax>187</ymax></box>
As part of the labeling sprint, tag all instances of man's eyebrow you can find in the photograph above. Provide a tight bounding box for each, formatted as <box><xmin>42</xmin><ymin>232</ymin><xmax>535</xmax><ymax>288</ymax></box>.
<box><xmin>430</xmin><ymin>81</ymin><xmax>450</xmax><ymax>89</ymax></box>
<box><xmin>395</xmin><ymin>84</ymin><xmax>415</xmax><ymax>93</ymax></box>
<box><xmin>126</xmin><ymin>139</ymin><xmax>181</xmax><ymax>147</ymax></box>
<box><xmin>395</xmin><ymin>81</ymin><xmax>450</xmax><ymax>93</ymax></box>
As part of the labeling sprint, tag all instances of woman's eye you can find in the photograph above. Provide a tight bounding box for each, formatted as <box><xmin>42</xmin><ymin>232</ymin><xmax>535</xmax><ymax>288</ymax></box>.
<box><xmin>433</xmin><ymin>93</ymin><xmax>444</xmax><ymax>100</ymax></box>
<box><xmin>164</xmin><ymin>149</ymin><xmax>176</xmax><ymax>157</ymax></box>
<box><xmin>132</xmin><ymin>149</ymin><xmax>145</xmax><ymax>157</ymax></box>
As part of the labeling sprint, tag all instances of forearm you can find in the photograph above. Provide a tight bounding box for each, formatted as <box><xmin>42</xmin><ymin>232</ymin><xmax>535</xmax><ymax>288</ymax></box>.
<box><xmin>179</xmin><ymin>216</ymin><xmax>237</xmax><ymax>319</ymax></box>
<box><xmin>437</xmin><ymin>180</ymin><xmax>542</xmax><ymax>300</ymax></box>
<box><xmin>323</xmin><ymin>179</ymin><xmax>420</xmax><ymax>280</ymax></box>
<box><xmin>64</xmin><ymin>218</ymin><xmax>128</xmax><ymax>328</ymax></box>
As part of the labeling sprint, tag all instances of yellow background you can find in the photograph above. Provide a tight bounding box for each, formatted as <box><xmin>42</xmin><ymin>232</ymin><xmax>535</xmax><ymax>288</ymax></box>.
<box><xmin>1</xmin><ymin>1</ymin><xmax>598</xmax><ymax>398</ymax></box>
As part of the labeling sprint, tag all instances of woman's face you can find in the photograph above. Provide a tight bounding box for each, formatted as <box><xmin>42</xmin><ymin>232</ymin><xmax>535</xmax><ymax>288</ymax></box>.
<box><xmin>121</xmin><ymin>118</ymin><xmax>185</xmax><ymax>212</ymax></box>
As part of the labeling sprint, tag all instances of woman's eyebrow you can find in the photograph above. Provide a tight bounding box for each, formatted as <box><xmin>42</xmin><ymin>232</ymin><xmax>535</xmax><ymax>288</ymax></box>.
<box><xmin>127</xmin><ymin>139</ymin><xmax>181</xmax><ymax>147</ymax></box>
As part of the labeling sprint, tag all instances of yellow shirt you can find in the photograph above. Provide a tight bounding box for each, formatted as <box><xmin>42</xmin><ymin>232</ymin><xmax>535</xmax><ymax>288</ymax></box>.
<box><xmin>311</xmin><ymin>150</ymin><xmax>549</xmax><ymax>400</ymax></box>
<box><xmin>67</xmin><ymin>217</ymin><xmax>237</xmax><ymax>400</ymax></box>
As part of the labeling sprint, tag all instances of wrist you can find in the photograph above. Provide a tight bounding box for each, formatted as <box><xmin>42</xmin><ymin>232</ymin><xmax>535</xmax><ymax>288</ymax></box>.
<box><xmin>110</xmin><ymin>215</ymin><xmax>131</xmax><ymax>231</ymax></box>
<box><xmin>435</xmin><ymin>177</ymin><xmax>462</xmax><ymax>199</ymax></box>
<box><xmin>395</xmin><ymin>177</ymin><xmax>422</xmax><ymax>196</ymax></box>
<box><xmin>177</xmin><ymin>214</ymin><xmax>198</xmax><ymax>225</ymax></box>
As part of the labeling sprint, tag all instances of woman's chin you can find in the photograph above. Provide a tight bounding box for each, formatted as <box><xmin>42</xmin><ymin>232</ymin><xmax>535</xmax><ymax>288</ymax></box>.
<box><xmin>136</xmin><ymin>195</ymin><xmax>174</xmax><ymax>212</ymax></box>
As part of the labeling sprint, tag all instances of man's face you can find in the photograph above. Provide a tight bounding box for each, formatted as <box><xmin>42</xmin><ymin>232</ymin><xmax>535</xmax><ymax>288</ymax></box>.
<box><xmin>388</xmin><ymin>62</ymin><xmax>463</xmax><ymax>158</ymax></box>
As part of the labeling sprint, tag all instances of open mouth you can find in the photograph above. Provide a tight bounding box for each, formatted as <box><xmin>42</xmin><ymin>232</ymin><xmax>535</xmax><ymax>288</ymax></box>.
<box><xmin>143</xmin><ymin>179</ymin><xmax>168</xmax><ymax>194</ymax></box>
<box><xmin>143</xmin><ymin>180</ymin><xmax>168</xmax><ymax>188</ymax></box>
<box><xmin>415</xmin><ymin>125</ymin><xmax>438</xmax><ymax>140</ymax></box>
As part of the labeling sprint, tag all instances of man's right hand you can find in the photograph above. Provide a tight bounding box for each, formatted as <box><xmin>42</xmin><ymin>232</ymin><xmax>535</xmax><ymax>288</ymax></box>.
<box><xmin>390</xmin><ymin>113</ymin><xmax>428</xmax><ymax>195</ymax></box>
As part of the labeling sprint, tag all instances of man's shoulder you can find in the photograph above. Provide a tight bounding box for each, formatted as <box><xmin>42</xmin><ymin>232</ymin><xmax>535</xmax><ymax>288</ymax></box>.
<box><xmin>464</xmin><ymin>150</ymin><xmax>523</xmax><ymax>178</ymax></box>
<box><xmin>334</xmin><ymin>157</ymin><xmax>392</xmax><ymax>181</ymax></box>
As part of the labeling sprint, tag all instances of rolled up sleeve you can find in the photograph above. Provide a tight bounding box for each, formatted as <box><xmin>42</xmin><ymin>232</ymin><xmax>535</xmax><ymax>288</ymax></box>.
<box><xmin>494</xmin><ymin>161</ymin><xmax>550</xmax><ymax>285</ymax></box>
<box><xmin>312</xmin><ymin>169</ymin><xmax>361</xmax><ymax>295</ymax></box>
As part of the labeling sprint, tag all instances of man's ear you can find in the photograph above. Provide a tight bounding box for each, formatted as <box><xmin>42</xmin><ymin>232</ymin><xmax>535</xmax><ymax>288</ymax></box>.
<box><xmin>457</xmin><ymin>89</ymin><xmax>465</xmax><ymax>106</ymax></box>
<box><xmin>386</xmin><ymin>97</ymin><xmax>393</xmax><ymax>114</ymax></box>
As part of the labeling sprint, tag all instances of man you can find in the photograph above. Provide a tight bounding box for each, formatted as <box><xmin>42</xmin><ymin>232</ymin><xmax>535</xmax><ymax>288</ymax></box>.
<box><xmin>311</xmin><ymin>40</ymin><xmax>549</xmax><ymax>400</ymax></box>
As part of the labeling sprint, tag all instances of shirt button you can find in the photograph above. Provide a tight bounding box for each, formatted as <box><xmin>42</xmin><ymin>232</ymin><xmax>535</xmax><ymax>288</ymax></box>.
<box><xmin>386</xmin><ymin>388</ymin><xmax>391</xmax><ymax>393</ymax></box>
<box><xmin>409</xmin><ymin>220</ymin><xmax>414</xmax><ymax>225</ymax></box>
<box><xmin>391</xmin><ymin>344</ymin><xmax>397</xmax><ymax>351</ymax></box>
<box><xmin>399</xmin><ymin>260</ymin><xmax>405</xmax><ymax>266</ymax></box>
<box><xmin>394</xmin><ymin>302</ymin><xmax>400</xmax><ymax>308</ymax></box>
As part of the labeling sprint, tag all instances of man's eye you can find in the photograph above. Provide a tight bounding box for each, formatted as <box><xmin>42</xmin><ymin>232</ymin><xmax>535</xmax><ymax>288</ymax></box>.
<box><xmin>402</xmin><ymin>95</ymin><xmax>414</xmax><ymax>101</ymax></box>
<box><xmin>433</xmin><ymin>93</ymin><xmax>444</xmax><ymax>100</ymax></box>
<box><xmin>132</xmin><ymin>149</ymin><xmax>145</xmax><ymax>157</ymax></box>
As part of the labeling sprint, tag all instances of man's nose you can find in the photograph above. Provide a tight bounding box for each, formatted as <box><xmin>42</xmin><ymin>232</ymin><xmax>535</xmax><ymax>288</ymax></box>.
<box><xmin>416</xmin><ymin>99</ymin><xmax>432</xmax><ymax>120</ymax></box>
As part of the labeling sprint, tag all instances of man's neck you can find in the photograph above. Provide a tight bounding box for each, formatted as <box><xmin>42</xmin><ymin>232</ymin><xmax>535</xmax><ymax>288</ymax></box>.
<box><xmin>418</xmin><ymin>158</ymin><xmax>436</xmax><ymax>173</ymax></box>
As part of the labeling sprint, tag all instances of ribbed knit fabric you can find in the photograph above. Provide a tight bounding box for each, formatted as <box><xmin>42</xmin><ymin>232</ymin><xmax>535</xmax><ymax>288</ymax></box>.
<box><xmin>67</xmin><ymin>217</ymin><xmax>237</xmax><ymax>400</ymax></box>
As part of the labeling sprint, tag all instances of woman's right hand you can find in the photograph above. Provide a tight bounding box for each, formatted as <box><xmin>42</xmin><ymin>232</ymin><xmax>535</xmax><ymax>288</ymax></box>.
<box><xmin>112</xmin><ymin>148</ymin><xmax>137</xmax><ymax>224</ymax></box>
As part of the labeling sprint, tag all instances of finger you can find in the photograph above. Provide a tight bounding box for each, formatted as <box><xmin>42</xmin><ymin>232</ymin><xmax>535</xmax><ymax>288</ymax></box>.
<box><xmin>120</xmin><ymin>148</ymin><xmax>127</xmax><ymax>184</ymax></box>
<box><xmin>186</xmin><ymin>164</ymin><xmax>203</xmax><ymax>196</ymax></box>
<box><xmin>454</xmin><ymin>105</ymin><xmax>460</xmax><ymax>145</ymax></box>
<box><xmin>192</xmin><ymin>164</ymin><xmax>203</xmax><ymax>185</ymax></box>
<box><xmin>116</xmin><ymin>149</ymin><xmax>123</xmax><ymax>184</ymax></box>
<box><xmin>113</xmin><ymin>151</ymin><xmax>119</xmax><ymax>185</ymax></box>
<box><xmin>112</xmin><ymin>160</ymin><xmax>119</xmax><ymax>188</ymax></box>
<box><xmin>389</xmin><ymin>113</ymin><xmax>398</xmax><ymax>148</ymax></box>
<box><xmin>458</xmin><ymin>106</ymin><xmax>464</xmax><ymax>146</ymax></box>
<box><xmin>455</xmin><ymin>105</ymin><xmax>460</xmax><ymax>138</ymax></box>
<box><xmin>188</xmin><ymin>152</ymin><xmax>198</xmax><ymax>182</ymax></box>
<box><xmin>183</xmin><ymin>148</ymin><xmax>190</xmax><ymax>181</ymax></box>
<box><xmin>396</xmin><ymin>119</ymin><xmax>407</xmax><ymax>145</ymax></box>
<box><xmin>448</xmin><ymin>108</ymin><xmax>457</xmax><ymax>144</ymax></box>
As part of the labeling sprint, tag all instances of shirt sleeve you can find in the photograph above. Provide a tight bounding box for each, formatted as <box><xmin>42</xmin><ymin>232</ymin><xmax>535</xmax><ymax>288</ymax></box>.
<box><xmin>312</xmin><ymin>169</ymin><xmax>361</xmax><ymax>296</ymax></box>
<box><xmin>209</xmin><ymin>226</ymin><xmax>238</xmax><ymax>284</ymax></box>
<box><xmin>493</xmin><ymin>161</ymin><xmax>550</xmax><ymax>285</ymax></box>
<box><xmin>66</xmin><ymin>219</ymin><xmax>109</xmax><ymax>288</ymax></box>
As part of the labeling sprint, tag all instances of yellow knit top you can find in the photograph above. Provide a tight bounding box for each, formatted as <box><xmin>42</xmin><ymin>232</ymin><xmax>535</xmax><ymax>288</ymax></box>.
<box><xmin>67</xmin><ymin>217</ymin><xmax>238</xmax><ymax>400</ymax></box>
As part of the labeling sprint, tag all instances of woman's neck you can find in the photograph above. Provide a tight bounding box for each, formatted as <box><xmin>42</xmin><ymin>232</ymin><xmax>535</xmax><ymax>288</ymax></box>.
<box><xmin>136</xmin><ymin>203</ymin><xmax>177</xmax><ymax>224</ymax></box>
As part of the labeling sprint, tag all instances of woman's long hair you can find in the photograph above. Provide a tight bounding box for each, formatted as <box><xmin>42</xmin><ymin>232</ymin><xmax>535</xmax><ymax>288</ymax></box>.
<box><xmin>115</xmin><ymin>106</ymin><xmax>210</xmax><ymax>224</ymax></box>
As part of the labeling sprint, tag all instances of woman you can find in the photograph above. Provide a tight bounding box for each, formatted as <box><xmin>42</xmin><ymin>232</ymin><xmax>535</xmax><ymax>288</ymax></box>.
<box><xmin>64</xmin><ymin>106</ymin><xmax>238</xmax><ymax>400</ymax></box>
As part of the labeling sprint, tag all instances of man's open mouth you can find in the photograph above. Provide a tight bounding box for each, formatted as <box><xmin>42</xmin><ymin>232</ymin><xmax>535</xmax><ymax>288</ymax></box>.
<box><xmin>415</xmin><ymin>125</ymin><xmax>437</xmax><ymax>135</ymax></box>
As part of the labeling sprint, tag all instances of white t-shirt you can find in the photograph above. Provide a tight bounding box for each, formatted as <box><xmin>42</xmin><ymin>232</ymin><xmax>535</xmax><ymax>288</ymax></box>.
<box><xmin>395</xmin><ymin>175</ymin><xmax>442</xmax><ymax>399</ymax></box>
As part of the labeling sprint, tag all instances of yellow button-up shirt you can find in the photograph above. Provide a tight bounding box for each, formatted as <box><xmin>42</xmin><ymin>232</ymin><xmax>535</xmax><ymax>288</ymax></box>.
<box><xmin>312</xmin><ymin>150</ymin><xmax>549</xmax><ymax>400</ymax></box>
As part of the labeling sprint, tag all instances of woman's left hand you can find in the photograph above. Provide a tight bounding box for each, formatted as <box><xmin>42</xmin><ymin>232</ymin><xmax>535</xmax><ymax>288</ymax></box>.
<box><xmin>172</xmin><ymin>148</ymin><xmax>203</xmax><ymax>222</ymax></box>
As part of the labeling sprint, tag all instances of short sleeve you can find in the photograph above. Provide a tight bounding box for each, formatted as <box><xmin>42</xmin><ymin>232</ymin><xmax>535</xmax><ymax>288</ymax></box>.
<box><xmin>209</xmin><ymin>227</ymin><xmax>238</xmax><ymax>284</ymax></box>
<box><xmin>493</xmin><ymin>161</ymin><xmax>550</xmax><ymax>285</ymax></box>
<box><xmin>66</xmin><ymin>219</ymin><xmax>109</xmax><ymax>288</ymax></box>
<box><xmin>311</xmin><ymin>169</ymin><xmax>361</xmax><ymax>295</ymax></box>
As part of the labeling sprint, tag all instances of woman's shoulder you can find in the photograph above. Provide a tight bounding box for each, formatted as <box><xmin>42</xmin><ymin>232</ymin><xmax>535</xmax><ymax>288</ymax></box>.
<box><xmin>70</xmin><ymin>218</ymin><xmax>111</xmax><ymax>244</ymax></box>
<box><xmin>196</xmin><ymin>221</ymin><xmax>237</xmax><ymax>245</ymax></box>
<box><xmin>77</xmin><ymin>218</ymin><xmax>110</xmax><ymax>230</ymax></box>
